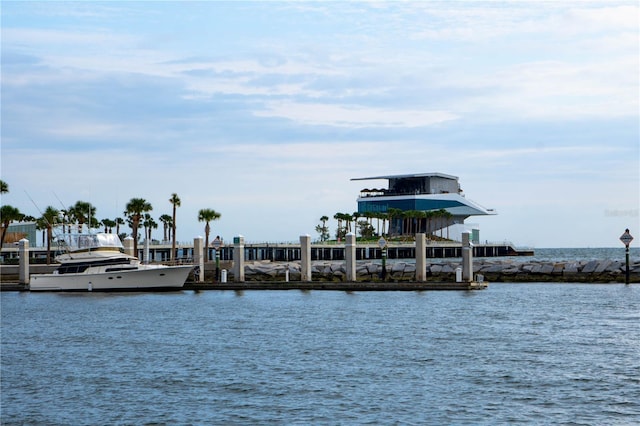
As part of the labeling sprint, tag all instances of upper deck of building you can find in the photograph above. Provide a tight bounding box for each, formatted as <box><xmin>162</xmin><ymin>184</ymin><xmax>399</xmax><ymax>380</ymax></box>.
<box><xmin>351</xmin><ymin>172</ymin><xmax>462</xmax><ymax>197</ymax></box>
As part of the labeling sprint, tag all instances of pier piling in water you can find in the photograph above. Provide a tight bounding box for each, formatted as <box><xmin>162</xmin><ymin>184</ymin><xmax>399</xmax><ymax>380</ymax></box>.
<box><xmin>19</xmin><ymin>239</ymin><xmax>29</xmax><ymax>285</ymax></box>
<box><xmin>300</xmin><ymin>234</ymin><xmax>312</xmax><ymax>282</ymax></box>
<box><xmin>194</xmin><ymin>237</ymin><xmax>204</xmax><ymax>282</ymax></box>
<box><xmin>233</xmin><ymin>235</ymin><xmax>245</xmax><ymax>282</ymax></box>
<box><xmin>462</xmin><ymin>231</ymin><xmax>473</xmax><ymax>282</ymax></box>
<box><xmin>345</xmin><ymin>233</ymin><xmax>357</xmax><ymax>282</ymax></box>
<box><xmin>124</xmin><ymin>237</ymin><xmax>134</xmax><ymax>257</ymax></box>
<box><xmin>416</xmin><ymin>233</ymin><xmax>426</xmax><ymax>282</ymax></box>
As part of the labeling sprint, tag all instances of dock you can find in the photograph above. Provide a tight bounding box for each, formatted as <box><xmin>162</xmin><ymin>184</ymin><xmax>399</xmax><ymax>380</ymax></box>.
<box><xmin>1</xmin><ymin>280</ymin><xmax>487</xmax><ymax>292</ymax></box>
<box><xmin>185</xmin><ymin>281</ymin><xmax>487</xmax><ymax>291</ymax></box>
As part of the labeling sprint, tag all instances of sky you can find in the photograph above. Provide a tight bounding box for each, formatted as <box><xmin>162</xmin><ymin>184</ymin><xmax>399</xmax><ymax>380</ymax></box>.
<box><xmin>1</xmin><ymin>1</ymin><xmax>638</xmax><ymax>248</ymax></box>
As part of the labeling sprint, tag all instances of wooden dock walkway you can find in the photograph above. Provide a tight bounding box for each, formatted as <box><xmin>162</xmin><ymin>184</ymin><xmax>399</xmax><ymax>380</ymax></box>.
<box><xmin>1</xmin><ymin>281</ymin><xmax>487</xmax><ymax>292</ymax></box>
<box><xmin>184</xmin><ymin>281</ymin><xmax>488</xmax><ymax>291</ymax></box>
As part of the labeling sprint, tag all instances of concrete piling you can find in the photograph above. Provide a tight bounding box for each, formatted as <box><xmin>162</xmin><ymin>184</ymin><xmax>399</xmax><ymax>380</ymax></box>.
<box><xmin>300</xmin><ymin>234</ymin><xmax>312</xmax><ymax>282</ymax></box>
<box><xmin>19</xmin><ymin>239</ymin><xmax>29</xmax><ymax>285</ymax></box>
<box><xmin>462</xmin><ymin>231</ymin><xmax>473</xmax><ymax>282</ymax></box>
<box><xmin>415</xmin><ymin>233</ymin><xmax>426</xmax><ymax>282</ymax></box>
<box><xmin>346</xmin><ymin>233</ymin><xmax>356</xmax><ymax>282</ymax></box>
<box><xmin>233</xmin><ymin>235</ymin><xmax>245</xmax><ymax>282</ymax></box>
<box><xmin>124</xmin><ymin>237</ymin><xmax>134</xmax><ymax>257</ymax></box>
<box><xmin>194</xmin><ymin>236</ymin><xmax>204</xmax><ymax>282</ymax></box>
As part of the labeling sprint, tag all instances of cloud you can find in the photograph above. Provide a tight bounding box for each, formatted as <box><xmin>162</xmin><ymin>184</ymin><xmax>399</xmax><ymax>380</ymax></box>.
<box><xmin>253</xmin><ymin>102</ymin><xmax>459</xmax><ymax>128</ymax></box>
<box><xmin>2</xmin><ymin>1</ymin><xmax>637</xmax><ymax>247</ymax></box>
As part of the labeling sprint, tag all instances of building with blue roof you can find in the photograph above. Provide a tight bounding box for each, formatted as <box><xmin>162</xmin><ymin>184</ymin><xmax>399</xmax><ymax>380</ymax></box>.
<box><xmin>352</xmin><ymin>173</ymin><xmax>495</xmax><ymax>239</ymax></box>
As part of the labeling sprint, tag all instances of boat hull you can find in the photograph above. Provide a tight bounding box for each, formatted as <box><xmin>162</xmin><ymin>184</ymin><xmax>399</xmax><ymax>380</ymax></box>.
<box><xmin>29</xmin><ymin>265</ymin><xmax>193</xmax><ymax>291</ymax></box>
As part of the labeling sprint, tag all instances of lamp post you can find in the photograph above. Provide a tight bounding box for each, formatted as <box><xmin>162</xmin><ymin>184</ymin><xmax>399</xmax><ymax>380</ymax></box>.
<box><xmin>378</xmin><ymin>237</ymin><xmax>387</xmax><ymax>280</ymax></box>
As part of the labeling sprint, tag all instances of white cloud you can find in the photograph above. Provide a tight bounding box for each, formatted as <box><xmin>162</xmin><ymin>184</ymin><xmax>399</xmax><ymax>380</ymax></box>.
<box><xmin>253</xmin><ymin>102</ymin><xmax>459</xmax><ymax>128</ymax></box>
<box><xmin>2</xmin><ymin>1</ymin><xmax>638</xmax><ymax>247</ymax></box>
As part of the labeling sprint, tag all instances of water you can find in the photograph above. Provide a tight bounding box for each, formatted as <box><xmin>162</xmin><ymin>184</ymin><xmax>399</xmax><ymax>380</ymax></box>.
<box><xmin>2</xmin><ymin>285</ymin><xmax>639</xmax><ymax>425</ymax></box>
<box><xmin>423</xmin><ymin>247</ymin><xmax>640</xmax><ymax>263</ymax></box>
<box><xmin>524</xmin><ymin>247</ymin><xmax>640</xmax><ymax>263</ymax></box>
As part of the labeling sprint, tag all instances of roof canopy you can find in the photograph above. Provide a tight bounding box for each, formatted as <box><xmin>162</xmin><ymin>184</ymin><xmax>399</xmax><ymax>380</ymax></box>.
<box><xmin>351</xmin><ymin>172</ymin><xmax>458</xmax><ymax>181</ymax></box>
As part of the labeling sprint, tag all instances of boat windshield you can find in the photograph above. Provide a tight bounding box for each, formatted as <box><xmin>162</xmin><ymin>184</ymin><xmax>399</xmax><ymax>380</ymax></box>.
<box><xmin>57</xmin><ymin>233</ymin><xmax>124</xmax><ymax>251</ymax></box>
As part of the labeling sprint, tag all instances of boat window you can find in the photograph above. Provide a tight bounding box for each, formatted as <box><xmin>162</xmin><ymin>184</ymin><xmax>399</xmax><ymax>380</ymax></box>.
<box><xmin>58</xmin><ymin>264</ymin><xmax>90</xmax><ymax>274</ymax></box>
<box><xmin>105</xmin><ymin>267</ymin><xmax>137</xmax><ymax>272</ymax></box>
<box><xmin>56</xmin><ymin>233</ymin><xmax>124</xmax><ymax>251</ymax></box>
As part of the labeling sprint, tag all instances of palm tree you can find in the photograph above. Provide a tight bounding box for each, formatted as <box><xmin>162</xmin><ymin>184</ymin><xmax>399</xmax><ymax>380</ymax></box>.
<box><xmin>0</xmin><ymin>180</ymin><xmax>8</xmax><ymax>194</ymax></box>
<box><xmin>102</xmin><ymin>218</ymin><xmax>117</xmax><ymax>233</ymax></box>
<box><xmin>70</xmin><ymin>201</ymin><xmax>96</xmax><ymax>233</ymax></box>
<box><xmin>424</xmin><ymin>210</ymin><xmax>435</xmax><ymax>238</ymax></box>
<box><xmin>433</xmin><ymin>209</ymin><xmax>452</xmax><ymax>239</ymax></box>
<box><xmin>169</xmin><ymin>193</ymin><xmax>181</xmax><ymax>261</ymax></box>
<box><xmin>64</xmin><ymin>207</ymin><xmax>76</xmax><ymax>234</ymax></box>
<box><xmin>380</xmin><ymin>210</ymin><xmax>390</xmax><ymax>237</ymax></box>
<box><xmin>366</xmin><ymin>211</ymin><xmax>380</xmax><ymax>237</ymax></box>
<box><xmin>441</xmin><ymin>209</ymin><xmax>453</xmax><ymax>239</ymax></box>
<box><xmin>342</xmin><ymin>213</ymin><xmax>352</xmax><ymax>233</ymax></box>
<box><xmin>334</xmin><ymin>212</ymin><xmax>352</xmax><ymax>240</ymax></box>
<box><xmin>159</xmin><ymin>214</ymin><xmax>172</xmax><ymax>242</ymax></box>
<box><xmin>333</xmin><ymin>213</ymin><xmax>344</xmax><ymax>240</ymax></box>
<box><xmin>402</xmin><ymin>210</ymin><xmax>411</xmax><ymax>236</ymax></box>
<box><xmin>414</xmin><ymin>210</ymin><xmax>427</xmax><ymax>235</ymax></box>
<box><xmin>198</xmin><ymin>208</ymin><xmax>221</xmax><ymax>262</ymax></box>
<box><xmin>41</xmin><ymin>206</ymin><xmax>60</xmax><ymax>265</ymax></box>
<box><xmin>124</xmin><ymin>198</ymin><xmax>152</xmax><ymax>254</ymax></box>
<box><xmin>387</xmin><ymin>208</ymin><xmax>403</xmax><ymax>236</ymax></box>
<box><xmin>0</xmin><ymin>205</ymin><xmax>23</xmax><ymax>248</ymax></box>
<box><xmin>36</xmin><ymin>218</ymin><xmax>47</xmax><ymax>246</ymax></box>
<box><xmin>406</xmin><ymin>210</ymin><xmax>424</xmax><ymax>236</ymax></box>
<box><xmin>143</xmin><ymin>214</ymin><xmax>158</xmax><ymax>242</ymax></box>
<box><xmin>316</xmin><ymin>215</ymin><xmax>330</xmax><ymax>242</ymax></box>
<box><xmin>352</xmin><ymin>212</ymin><xmax>361</xmax><ymax>235</ymax></box>
<box><xmin>115</xmin><ymin>217</ymin><xmax>125</xmax><ymax>238</ymax></box>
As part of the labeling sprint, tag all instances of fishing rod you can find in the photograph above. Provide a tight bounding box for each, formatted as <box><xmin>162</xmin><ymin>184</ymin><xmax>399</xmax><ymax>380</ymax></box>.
<box><xmin>24</xmin><ymin>190</ymin><xmax>45</xmax><ymax>219</ymax></box>
<box><xmin>24</xmin><ymin>190</ymin><xmax>69</xmax><ymax>259</ymax></box>
<box><xmin>52</xmin><ymin>191</ymin><xmax>71</xmax><ymax>234</ymax></box>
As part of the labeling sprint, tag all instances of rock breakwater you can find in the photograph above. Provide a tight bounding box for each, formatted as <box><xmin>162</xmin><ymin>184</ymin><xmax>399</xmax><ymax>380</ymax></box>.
<box><xmin>237</xmin><ymin>259</ymin><xmax>639</xmax><ymax>283</ymax></box>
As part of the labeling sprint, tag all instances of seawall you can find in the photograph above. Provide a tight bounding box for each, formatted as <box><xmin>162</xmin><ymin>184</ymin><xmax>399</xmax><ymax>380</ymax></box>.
<box><xmin>1</xmin><ymin>258</ymin><xmax>638</xmax><ymax>290</ymax></box>
<box><xmin>223</xmin><ymin>258</ymin><xmax>639</xmax><ymax>284</ymax></box>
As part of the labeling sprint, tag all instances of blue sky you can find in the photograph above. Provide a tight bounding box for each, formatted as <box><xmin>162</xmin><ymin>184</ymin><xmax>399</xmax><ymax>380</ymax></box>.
<box><xmin>1</xmin><ymin>1</ymin><xmax>638</xmax><ymax>248</ymax></box>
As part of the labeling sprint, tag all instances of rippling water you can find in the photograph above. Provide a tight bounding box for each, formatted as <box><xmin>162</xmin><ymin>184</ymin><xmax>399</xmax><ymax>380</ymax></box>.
<box><xmin>421</xmin><ymin>247</ymin><xmax>640</xmax><ymax>264</ymax></box>
<box><xmin>525</xmin><ymin>247</ymin><xmax>640</xmax><ymax>263</ymax></box>
<box><xmin>2</xmin><ymin>285</ymin><xmax>639</xmax><ymax>425</ymax></box>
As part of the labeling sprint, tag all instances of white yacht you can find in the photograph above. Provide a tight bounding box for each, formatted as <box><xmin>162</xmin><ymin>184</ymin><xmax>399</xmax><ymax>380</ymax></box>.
<box><xmin>29</xmin><ymin>233</ymin><xmax>193</xmax><ymax>291</ymax></box>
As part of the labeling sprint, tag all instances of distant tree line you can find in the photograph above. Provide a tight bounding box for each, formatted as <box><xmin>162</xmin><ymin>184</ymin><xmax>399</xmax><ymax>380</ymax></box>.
<box><xmin>316</xmin><ymin>209</ymin><xmax>455</xmax><ymax>242</ymax></box>
<box><xmin>0</xmin><ymin>180</ymin><xmax>221</xmax><ymax>264</ymax></box>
